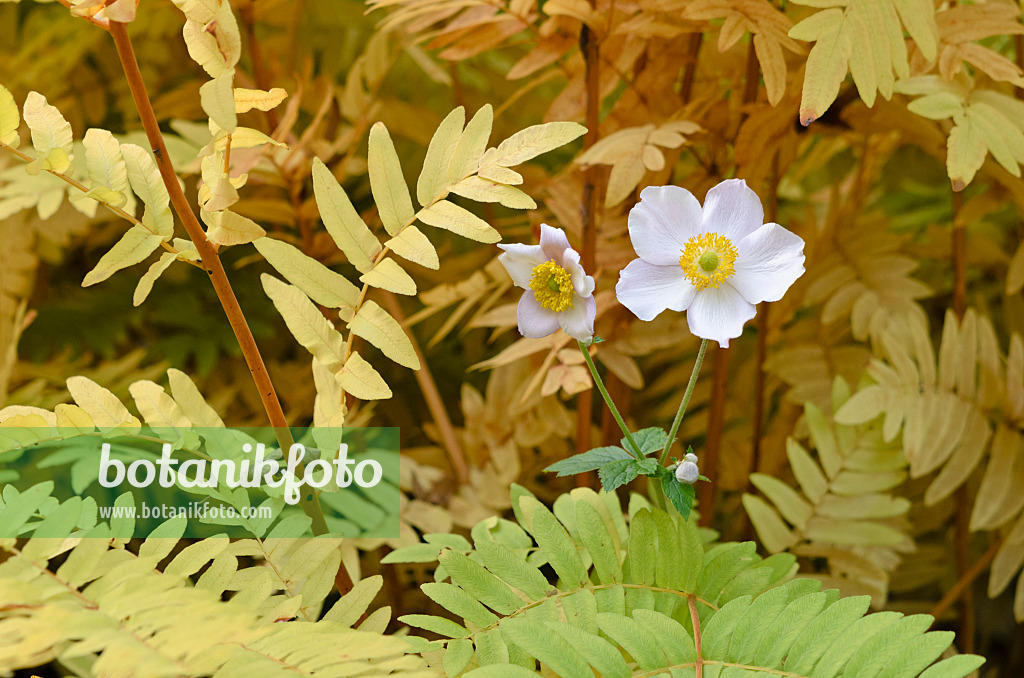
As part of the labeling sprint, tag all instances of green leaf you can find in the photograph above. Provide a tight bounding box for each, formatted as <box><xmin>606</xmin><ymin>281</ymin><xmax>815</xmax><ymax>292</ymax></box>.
<box><xmin>422</xmin><ymin>582</ymin><xmax>499</xmax><ymax>628</ymax></box>
<box><xmin>544</xmin><ymin>622</ymin><xmax>630</xmax><ymax>678</ymax></box>
<box><xmin>502</xmin><ymin>617</ymin><xmax>593</xmax><ymax>678</ymax></box>
<box><xmin>368</xmin><ymin>121</ymin><xmax>415</xmax><ymax>236</ymax></box>
<box><xmin>475</xmin><ymin>538</ymin><xmax>550</xmax><ymax>600</ymax></box>
<box><xmin>917</xmin><ymin>654</ymin><xmax>986</xmax><ymax>678</ymax></box>
<box><xmin>545</xmin><ymin>446</ymin><xmax>634</xmax><ymax>477</ymax></box>
<box><xmin>661</xmin><ymin>474</ymin><xmax>695</xmax><ymax>520</ymax></box>
<box><xmin>439</xmin><ymin>550</ymin><xmax>523</xmax><ymax>615</ymax></box>
<box><xmin>528</xmin><ymin>502</ymin><xmax>588</xmax><ymax>587</ymax></box>
<box><xmin>623</xmin><ymin>427</ymin><xmax>668</xmax><ymax>457</ymax></box>
<box><xmin>312</xmin><ymin>157</ymin><xmax>381</xmax><ymax>273</ymax></box>
<box><xmin>575</xmin><ymin>500</ymin><xmax>622</xmax><ymax>584</ymax></box>
<box><xmin>598</xmin><ymin>459</ymin><xmax>641</xmax><ymax>492</ymax></box>
<box><xmin>627</xmin><ymin>509</ymin><xmax>657</xmax><ymax>585</ymax></box>
<box><xmin>444</xmin><ymin>638</ymin><xmax>475</xmax><ymax>677</ymax></box>
<box><xmin>399</xmin><ymin>613</ymin><xmax>470</xmax><ymax>639</ymax></box>
<box><xmin>595</xmin><ymin>612</ymin><xmax>664</xmax><ymax>672</ymax></box>
<box><xmin>347</xmin><ymin>300</ymin><xmax>420</xmax><ymax>369</ymax></box>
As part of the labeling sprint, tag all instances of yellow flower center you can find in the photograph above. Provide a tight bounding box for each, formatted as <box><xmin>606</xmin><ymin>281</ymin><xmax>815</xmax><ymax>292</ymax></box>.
<box><xmin>679</xmin><ymin>232</ymin><xmax>737</xmax><ymax>290</ymax></box>
<box><xmin>529</xmin><ymin>260</ymin><xmax>575</xmax><ymax>312</ymax></box>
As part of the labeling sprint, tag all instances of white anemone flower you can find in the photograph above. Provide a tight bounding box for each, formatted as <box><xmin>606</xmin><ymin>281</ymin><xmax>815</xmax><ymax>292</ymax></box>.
<box><xmin>616</xmin><ymin>180</ymin><xmax>805</xmax><ymax>347</ymax></box>
<box><xmin>498</xmin><ymin>224</ymin><xmax>596</xmax><ymax>342</ymax></box>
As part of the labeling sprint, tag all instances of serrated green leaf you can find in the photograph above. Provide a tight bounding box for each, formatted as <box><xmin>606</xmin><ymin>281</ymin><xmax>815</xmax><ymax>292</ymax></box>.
<box><xmin>575</xmin><ymin>500</ymin><xmax>621</xmax><ymax>584</ymax></box>
<box><xmin>439</xmin><ymin>550</ymin><xmax>523</xmax><ymax>615</ymax></box>
<box><xmin>545</xmin><ymin>446</ymin><xmax>634</xmax><ymax>477</ymax></box>
<box><xmin>475</xmin><ymin>538</ymin><xmax>550</xmax><ymax>600</ymax></box>
<box><xmin>422</xmin><ymin>582</ymin><xmax>499</xmax><ymax>628</ymax></box>
<box><xmin>662</xmin><ymin>474</ymin><xmax>695</xmax><ymax>520</ymax></box>
<box><xmin>598</xmin><ymin>458</ymin><xmax>641</xmax><ymax>492</ymax></box>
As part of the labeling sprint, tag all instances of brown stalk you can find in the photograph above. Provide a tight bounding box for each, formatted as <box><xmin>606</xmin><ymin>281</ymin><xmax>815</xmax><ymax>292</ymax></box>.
<box><xmin>576</xmin><ymin>20</ymin><xmax>601</xmax><ymax>473</ymax></box>
<box><xmin>381</xmin><ymin>291</ymin><xmax>469</xmax><ymax>485</ymax></box>
<box><xmin>950</xmin><ymin>190</ymin><xmax>974</xmax><ymax>650</ymax></box>
<box><xmin>107</xmin><ymin>22</ymin><xmax>345</xmax><ymax>569</ymax></box>
<box><xmin>930</xmin><ymin>537</ymin><xmax>1000</xmax><ymax>623</ymax></box>
<box><xmin>688</xmin><ymin>594</ymin><xmax>704</xmax><ymax>678</ymax></box>
<box><xmin>678</xmin><ymin>33</ymin><xmax>703</xmax><ymax>103</ymax></box>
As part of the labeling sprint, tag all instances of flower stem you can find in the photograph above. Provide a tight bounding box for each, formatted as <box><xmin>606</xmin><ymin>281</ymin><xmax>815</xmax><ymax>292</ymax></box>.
<box><xmin>659</xmin><ymin>339</ymin><xmax>709</xmax><ymax>466</ymax></box>
<box><xmin>577</xmin><ymin>341</ymin><xmax>642</xmax><ymax>459</ymax></box>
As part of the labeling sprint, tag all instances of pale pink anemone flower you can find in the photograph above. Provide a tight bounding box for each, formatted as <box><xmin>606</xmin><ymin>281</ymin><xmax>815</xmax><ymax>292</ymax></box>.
<box><xmin>498</xmin><ymin>224</ymin><xmax>596</xmax><ymax>342</ymax></box>
<box><xmin>616</xmin><ymin>180</ymin><xmax>805</xmax><ymax>347</ymax></box>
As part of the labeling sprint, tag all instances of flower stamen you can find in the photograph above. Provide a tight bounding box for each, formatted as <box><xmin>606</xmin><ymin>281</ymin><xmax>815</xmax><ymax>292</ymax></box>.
<box><xmin>530</xmin><ymin>260</ymin><xmax>575</xmax><ymax>311</ymax></box>
<box><xmin>680</xmin><ymin>232</ymin><xmax>737</xmax><ymax>290</ymax></box>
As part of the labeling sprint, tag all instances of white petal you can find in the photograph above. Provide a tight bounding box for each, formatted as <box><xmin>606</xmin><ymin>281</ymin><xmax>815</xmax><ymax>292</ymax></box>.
<box><xmin>497</xmin><ymin>244</ymin><xmax>545</xmax><ymax>289</ymax></box>
<box><xmin>539</xmin><ymin>223</ymin><xmax>571</xmax><ymax>261</ymax></box>
<box><xmin>517</xmin><ymin>292</ymin><xmax>560</xmax><ymax>338</ymax></box>
<box><xmin>628</xmin><ymin>186</ymin><xmax>703</xmax><ymax>266</ymax></box>
<box><xmin>701</xmin><ymin>179</ymin><xmax>764</xmax><ymax>243</ymax></box>
<box><xmin>732</xmin><ymin>223</ymin><xmax>806</xmax><ymax>304</ymax></box>
<box><xmin>685</xmin><ymin>283</ymin><xmax>756</xmax><ymax>348</ymax></box>
<box><xmin>616</xmin><ymin>258</ymin><xmax>696</xmax><ymax>321</ymax></box>
<box><xmin>676</xmin><ymin>461</ymin><xmax>699</xmax><ymax>484</ymax></box>
<box><xmin>562</xmin><ymin>248</ymin><xmax>595</xmax><ymax>297</ymax></box>
<box><xmin>558</xmin><ymin>294</ymin><xmax>596</xmax><ymax>341</ymax></box>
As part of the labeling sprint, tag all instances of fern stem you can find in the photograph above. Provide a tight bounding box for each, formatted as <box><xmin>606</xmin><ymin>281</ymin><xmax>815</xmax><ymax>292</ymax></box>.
<box><xmin>930</xmin><ymin>536</ymin><xmax>1000</xmax><ymax>623</ymax></box>
<box><xmin>688</xmin><ymin>594</ymin><xmax>703</xmax><ymax>678</ymax></box>
<box><xmin>577</xmin><ymin>341</ymin><xmax>642</xmax><ymax>459</ymax></box>
<box><xmin>381</xmin><ymin>291</ymin><xmax>470</xmax><ymax>484</ymax></box>
<box><xmin>659</xmin><ymin>339</ymin><xmax>708</xmax><ymax>466</ymax></box>
<box><xmin>0</xmin><ymin>142</ymin><xmax>196</xmax><ymax>264</ymax></box>
<box><xmin>106</xmin><ymin>22</ymin><xmax>336</xmax><ymax>549</ymax></box>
